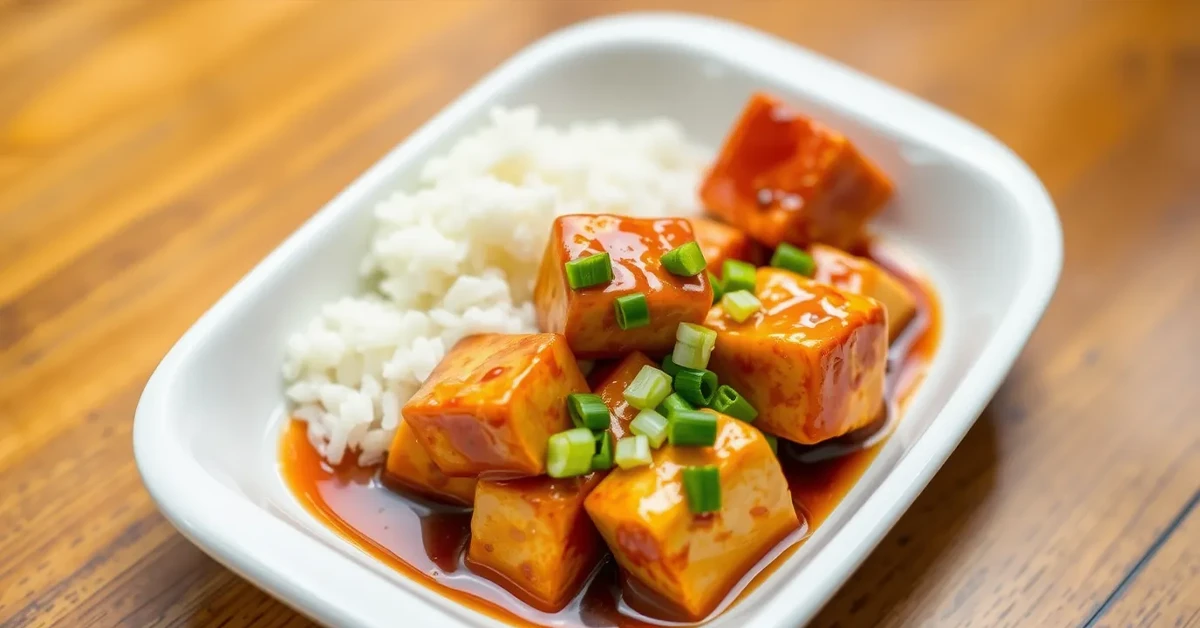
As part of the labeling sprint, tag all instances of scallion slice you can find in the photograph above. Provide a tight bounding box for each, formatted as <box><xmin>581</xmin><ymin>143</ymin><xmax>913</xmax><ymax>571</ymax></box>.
<box><xmin>771</xmin><ymin>243</ymin><xmax>816</xmax><ymax>277</ymax></box>
<box><xmin>655</xmin><ymin>392</ymin><xmax>694</xmax><ymax>417</ymax></box>
<box><xmin>682</xmin><ymin>465</ymin><xmax>721</xmax><ymax>513</ymax></box>
<box><xmin>565</xmin><ymin>252</ymin><xmax>613</xmax><ymax>290</ymax></box>
<box><xmin>613</xmin><ymin>292</ymin><xmax>650</xmax><ymax>330</ymax></box>
<box><xmin>722</xmin><ymin>259</ymin><xmax>757</xmax><ymax>294</ymax></box>
<box><xmin>676</xmin><ymin>323</ymin><xmax>717</xmax><ymax>352</ymax></box>
<box><xmin>668</xmin><ymin>410</ymin><xmax>718</xmax><ymax>447</ymax></box>
<box><xmin>660</xmin><ymin>241</ymin><xmax>707</xmax><ymax>277</ymax></box>
<box><xmin>592</xmin><ymin>431</ymin><xmax>614</xmax><ymax>471</ymax></box>
<box><xmin>721</xmin><ymin>290</ymin><xmax>762</xmax><ymax>323</ymax></box>
<box><xmin>546</xmin><ymin>428</ymin><xmax>596</xmax><ymax>478</ymax></box>
<box><xmin>673</xmin><ymin>367</ymin><xmax>718</xmax><ymax>407</ymax></box>
<box><xmin>710</xmin><ymin>385</ymin><xmax>757</xmax><ymax>423</ymax></box>
<box><xmin>615</xmin><ymin>435</ymin><xmax>653</xmax><ymax>470</ymax></box>
<box><xmin>672</xmin><ymin>340</ymin><xmax>713</xmax><ymax>371</ymax></box>
<box><xmin>708</xmin><ymin>271</ymin><xmax>725</xmax><ymax>304</ymax></box>
<box><xmin>623</xmin><ymin>365</ymin><xmax>672</xmax><ymax>410</ymax></box>
<box><xmin>661</xmin><ymin>354</ymin><xmax>682</xmax><ymax>377</ymax></box>
<box><xmin>568</xmin><ymin>393</ymin><xmax>611</xmax><ymax>431</ymax></box>
<box><xmin>630</xmin><ymin>409</ymin><xmax>670</xmax><ymax>448</ymax></box>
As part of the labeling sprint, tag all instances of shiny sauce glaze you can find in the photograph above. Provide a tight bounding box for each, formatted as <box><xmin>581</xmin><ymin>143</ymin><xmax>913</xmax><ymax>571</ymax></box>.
<box><xmin>279</xmin><ymin>240</ymin><xmax>940</xmax><ymax>627</ymax></box>
<box><xmin>535</xmin><ymin>214</ymin><xmax>712</xmax><ymax>359</ymax></box>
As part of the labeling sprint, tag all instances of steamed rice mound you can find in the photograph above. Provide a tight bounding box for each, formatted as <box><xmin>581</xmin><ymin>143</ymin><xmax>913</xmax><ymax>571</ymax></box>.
<box><xmin>282</xmin><ymin>107</ymin><xmax>709</xmax><ymax>466</ymax></box>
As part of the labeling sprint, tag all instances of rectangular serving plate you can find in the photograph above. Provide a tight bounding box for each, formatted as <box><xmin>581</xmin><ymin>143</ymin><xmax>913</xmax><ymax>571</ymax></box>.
<box><xmin>134</xmin><ymin>12</ymin><xmax>1061</xmax><ymax>628</ymax></box>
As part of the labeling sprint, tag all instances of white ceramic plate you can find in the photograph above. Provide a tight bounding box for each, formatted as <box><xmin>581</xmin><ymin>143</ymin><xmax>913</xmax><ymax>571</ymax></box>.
<box><xmin>134</xmin><ymin>12</ymin><xmax>1061</xmax><ymax>628</ymax></box>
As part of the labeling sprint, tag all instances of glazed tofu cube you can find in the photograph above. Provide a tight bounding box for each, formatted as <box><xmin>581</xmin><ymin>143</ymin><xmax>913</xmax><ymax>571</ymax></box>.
<box><xmin>810</xmin><ymin>244</ymin><xmax>917</xmax><ymax>342</ymax></box>
<box><xmin>688</xmin><ymin>217</ymin><xmax>763</xmax><ymax>272</ymax></box>
<box><xmin>589</xmin><ymin>351</ymin><xmax>656</xmax><ymax>439</ymax></box>
<box><xmin>534</xmin><ymin>214</ymin><xmax>713</xmax><ymax>359</ymax></box>
<box><xmin>705</xmin><ymin>268</ymin><xmax>887</xmax><ymax>444</ymax></box>
<box><xmin>384</xmin><ymin>421</ymin><xmax>478</xmax><ymax>506</ymax></box>
<box><xmin>584</xmin><ymin>413</ymin><xmax>798</xmax><ymax>619</ymax></box>
<box><xmin>468</xmin><ymin>473</ymin><xmax>605</xmax><ymax>611</ymax></box>
<box><xmin>402</xmin><ymin>333</ymin><xmax>587</xmax><ymax>478</ymax></box>
<box><xmin>700</xmin><ymin>92</ymin><xmax>893</xmax><ymax>250</ymax></box>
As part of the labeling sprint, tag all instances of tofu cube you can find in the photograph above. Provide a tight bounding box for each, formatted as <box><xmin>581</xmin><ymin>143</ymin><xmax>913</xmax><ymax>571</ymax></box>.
<box><xmin>402</xmin><ymin>333</ymin><xmax>587</xmax><ymax>478</ymax></box>
<box><xmin>584</xmin><ymin>413</ymin><xmax>798</xmax><ymax>619</ymax></box>
<box><xmin>688</xmin><ymin>217</ymin><xmax>763</xmax><ymax>272</ymax></box>
<box><xmin>534</xmin><ymin>214</ymin><xmax>713</xmax><ymax>359</ymax></box>
<box><xmin>810</xmin><ymin>244</ymin><xmax>917</xmax><ymax>342</ymax></box>
<box><xmin>699</xmin><ymin>92</ymin><xmax>893</xmax><ymax>250</ymax></box>
<box><xmin>705</xmin><ymin>268</ymin><xmax>887</xmax><ymax>444</ymax></box>
<box><xmin>383</xmin><ymin>420</ymin><xmax>477</xmax><ymax>506</ymax></box>
<box><xmin>468</xmin><ymin>473</ymin><xmax>605</xmax><ymax>611</ymax></box>
<box><xmin>589</xmin><ymin>351</ymin><xmax>656</xmax><ymax>440</ymax></box>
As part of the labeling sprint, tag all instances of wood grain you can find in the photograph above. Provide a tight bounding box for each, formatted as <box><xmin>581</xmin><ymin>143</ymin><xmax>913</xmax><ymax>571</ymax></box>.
<box><xmin>1</xmin><ymin>1</ymin><xmax>1197</xmax><ymax>627</ymax></box>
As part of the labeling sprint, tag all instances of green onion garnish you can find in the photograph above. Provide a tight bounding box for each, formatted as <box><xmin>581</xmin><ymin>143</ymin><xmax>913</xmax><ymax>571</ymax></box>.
<box><xmin>660</xmin><ymin>241</ymin><xmax>707</xmax><ymax>277</ymax></box>
<box><xmin>565</xmin><ymin>252</ymin><xmax>613</xmax><ymax>290</ymax></box>
<box><xmin>668</xmin><ymin>410</ymin><xmax>718</xmax><ymax>447</ymax></box>
<box><xmin>763</xmin><ymin>432</ymin><xmax>778</xmax><ymax>455</ymax></box>
<box><xmin>546</xmin><ymin>427</ymin><xmax>597</xmax><ymax>478</ymax></box>
<box><xmin>722</xmin><ymin>259</ymin><xmax>756</xmax><ymax>294</ymax></box>
<box><xmin>661</xmin><ymin>354</ymin><xmax>682</xmax><ymax>377</ymax></box>
<box><xmin>771</xmin><ymin>243</ymin><xmax>816</xmax><ymax>277</ymax></box>
<box><xmin>682</xmin><ymin>465</ymin><xmax>721</xmax><ymax>513</ymax></box>
<box><xmin>710</xmin><ymin>385</ymin><xmax>757</xmax><ymax>422</ymax></box>
<box><xmin>630</xmin><ymin>409</ymin><xmax>670</xmax><ymax>448</ymax></box>
<box><xmin>613</xmin><ymin>292</ymin><xmax>650</xmax><ymax>330</ymax></box>
<box><xmin>708</xmin><ymin>271</ymin><xmax>725</xmax><ymax>304</ymax></box>
<box><xmin>721</xmin><ymin>290</ymin><xmax>762</xmax><ymax>323</ymax></box>
<box><xmin>568</xmin><ymin>393</ymin><xmax>611</xmax><ymax>431</ymax></box>
<box><xmin>615</xmin><ymin>435</ymin><xmax>653</xmax><ymax>470</ymax></box>
<box><xmin>676</xmin><ymin>323</ymin><xmax>717</xmax><ymax>351</ymax></box>
<box><xmin>656</xmin><ymin>392</ymin><xmax>694</xmax><ymax>417</ymax></box>
<box><xmin>673</xmin><ymin>367</ymin><xmax>718</xmax><ymax>407</ymax></box>
<box><xmin>623</xmin><ymin>365</ymin><xmax>672</xmax><ymax>410</ymax></box>
<box><xmin>592</xmin><ymin>431</ymin><xmax>614</xmax><ymax>471</ymax></box>
<box><xmin>671</xmin><ymin>341</ymin><xmax>712</xmax><ymax>371</ymax></box>
<box><xmin>672</xmin><ymin>323</ymin><xmax>717</xmax><ymax>370</ymax></box>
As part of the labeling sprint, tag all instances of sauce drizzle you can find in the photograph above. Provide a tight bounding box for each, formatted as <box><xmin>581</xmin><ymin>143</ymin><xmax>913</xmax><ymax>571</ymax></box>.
<box><xmin>279</xmin><ymin>241</ymin><xmax>940</xmax><ymax>627</ymax></box>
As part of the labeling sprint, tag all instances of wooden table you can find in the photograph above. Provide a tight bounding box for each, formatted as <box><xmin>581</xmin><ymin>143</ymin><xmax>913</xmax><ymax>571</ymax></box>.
<box><xmin>2</xmin><ymin>1</ymin><xmax>1197</xmax><ymax>626</ymax></box>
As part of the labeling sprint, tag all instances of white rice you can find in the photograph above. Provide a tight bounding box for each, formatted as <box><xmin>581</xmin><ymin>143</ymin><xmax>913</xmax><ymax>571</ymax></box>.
<box><xmin>282</xmin><ymin>107</ymin><xmax>709</xmax><ymax>466</ymax></box>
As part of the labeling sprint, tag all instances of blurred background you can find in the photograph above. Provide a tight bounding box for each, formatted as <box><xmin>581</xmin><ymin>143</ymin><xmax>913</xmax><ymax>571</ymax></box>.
<box><xmin>2</xmin><ymin>1</ymin><xmax>1197</xmax><ymax>627</ymax></box>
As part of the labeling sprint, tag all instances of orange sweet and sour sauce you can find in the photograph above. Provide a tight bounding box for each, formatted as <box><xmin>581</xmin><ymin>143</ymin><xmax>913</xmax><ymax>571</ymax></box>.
<box><xmin>279</xmin><ymin>241</ymin><xmax>940</xmax><ymax>627</ymax></box>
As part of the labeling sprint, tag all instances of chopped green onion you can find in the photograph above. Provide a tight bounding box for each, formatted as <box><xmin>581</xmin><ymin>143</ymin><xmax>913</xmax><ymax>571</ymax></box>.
<box><xmin>682</xmin><ymin>465</ymin><xmax>721</xmax><ymax>513</ymax></box>
<box><xmin>568</xmin><ymin>393</ymin><xmax>611</xmax><ymax>431</ymax></box>
<box><xmin>615</xmin><ymin>435</ymin><xmax>653</xmax><ymax>470</ymax></box>
<box><xmin>722</xmin><ymin>259</ymin><xmax>757</xmax><ymax>294</ymax></box>
<box><xmin>673</xmin><ymin>367</ymin><xmax>718</xmax><ymax>407</ymax></box>
<box><xmin>771</xmin><ymin>243</ymin><xmax>816</xmax><ymax>277</ymax></box>
<box><xmin>546</xmin><ymin>428</ymin><xmax>596</xmax><ymax>478</ymax></box>
<box><xmin>660</xmin><ymin>241</ymin><xmax>707</xmax><ymax>277</ymax></box>
<box><xmin>623</xmin><ymin>365</ymin><xmax>672</xmax><ymax>410</ymax></box>
<box><xmin>668</xmin><ymin>410</ymin><xmax>718</xmax><ymax>447</ymax></box>
<box><xmin>672</xmin><ymin>323</ymin><xmax>717</xmax><ymax>370</ymax></box>
<box><xmin>710</xmin><ymin>385</ymin><xmax>757</xmax><ymax>422</ymax></box>
<box><xmin>708</xmin><ymin>271</ymin><xmax>725</xmax><ymax>304</ymax></box>
<box><xmin>592</xmin><ymin>431</ymin><xmax>614</xmax><ymax>471</ymax></box>
<box><xmin>565</xmin><ymin>252</ymin><xmax>613</xmax><ymax>290</ymax></box>
<box><xmin>630</xmin><ymin>409</ymin><xmax>670</xmax><ymax>448</ymax></box>
<box><xmin>661</xmin><ymin>354</ymin><xmax>682</xmax><ymax>377</ymax></box>
<box><xmin>721</xmin><ymin>290</ymin><xmax>762</xmax><ymax>323</ymax></box>
<box><xmin>672</xmin><ymin>340</ymin><xmax>713</xmax><ymax>371</ymax></box>
<box><xmin>656</xmin><ymin>392</ymin><xmax>694</xmax><ymax>417</ymax></box>
<box><xmin>613</xmin><ymin>292</ymin><xmax>650</xmax><ymax>330</ymax></box>
<box><xmin>763</xmin><ymin>432</ymin><xmax>778</xmax><ymax>455</ymax></box>
<box><xmin>676</xmin><ymin>323</ymin><xmax>717</xmax><ymax>352</ymax></box>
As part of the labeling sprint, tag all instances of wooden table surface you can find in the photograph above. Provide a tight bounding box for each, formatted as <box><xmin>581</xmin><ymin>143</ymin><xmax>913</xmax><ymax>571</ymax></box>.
<box><xmin>2</xmin><ymin>1</ymin><xmax>1198</xmax><ymax>626</ymax></box>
